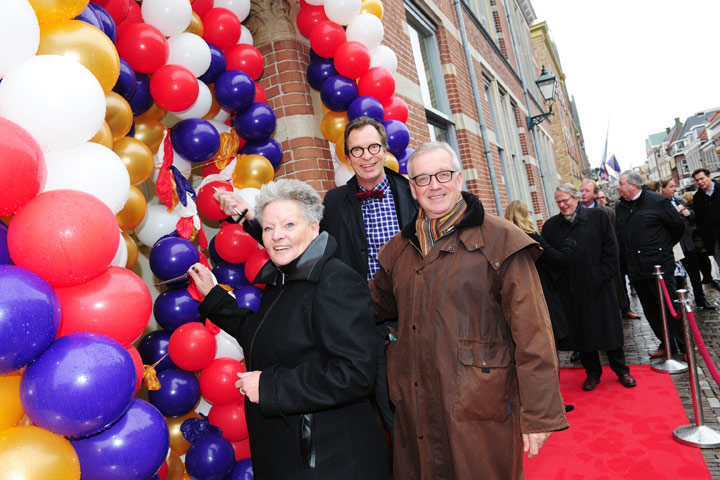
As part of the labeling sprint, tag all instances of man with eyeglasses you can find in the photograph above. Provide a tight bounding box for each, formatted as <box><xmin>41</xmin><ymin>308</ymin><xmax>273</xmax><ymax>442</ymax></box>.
<box><xmin>371</xmin><ymin>142</ymin><xmax>567</xmax><ymax>479</ymax></box>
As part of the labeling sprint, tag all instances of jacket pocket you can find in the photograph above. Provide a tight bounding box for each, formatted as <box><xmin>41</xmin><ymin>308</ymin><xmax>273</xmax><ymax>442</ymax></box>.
<box><xmin>637</xmin><ymin>248</ymin><xmax>665</xmax><ymax>275</ymax></box>
<box><xmin>299</xmin><ymin>413</ymin><xmax>315</xmax><ymax>469</ymax></box>
<box><xmin>452</xmin><ymin>339</ymin><xmax>511</xmax><ymax>422</ymax></box>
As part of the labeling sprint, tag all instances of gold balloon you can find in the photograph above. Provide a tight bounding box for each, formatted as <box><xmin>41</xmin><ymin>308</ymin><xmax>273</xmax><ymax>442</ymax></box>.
<box><xmin>0</xmin><ymin>426</ymin><xmax>81</xmax><ymax>479</ymax></box>
<box><xmin>233</xmin><ymin>154</ymin><xmax>275</xmax><ymax>189</ymax></box>
<box><xmin>166</xmin><ymin>451</ymin><xmax>188</xmax><ymax>480</ymax></box>
<box><xmin>134</xmin><ymin>117</ymin><xmax>167</xmax><ymax>154</ymax></box>
<box><xmin>0</xmin><ymin>215</ymin><xmax>12</xmax><ymax>227</ymax></box>
<box><xmin>321</xmin><ymin>103</ymin><xmax>330</xmax><ymax>115</ymax></box>
<box><xmin>185</xmin><ymin>12</ymin><xmax>204</xmax><ymax>36</ymax></box>
<box><xmin>123</xmin><ymin>232</ymin><xmax>138</xmax><ymax>269</ymax></box>
<box><xmin>203</xmin><ymin>85</ymin><xmax>222</xmax><ymax>120</ymax></box>
<box><xmin>29</xmin><ymin>0</ymin><xmax>88</xmax><ymax>24</ymax></box>
<box><xmin>0</xmin><ymin>371</ymin><xmax>24</xmax><ymax>431</ymax></box>
<box><xmin>89</xmin><ymin>121</ymin><xmax>114</xmax><ymax>149</ymax></box>
<box><xmin>116</xmin><ymin>186</ymin><xmax>147</xmax><ymax>232</ymax></box>
<box><xmin>166</xmin><ymin>411</ymin><xmax>202</xmax><ymax>455</ymax></box>
<box><xmin>360</xmin><ymin>0</ymin><xmax>384</xmax><ymax>19</ymax></box>
<box><xmin>114</xmin><ymin>137</ymin><xmax>155</xmax><ymax>185</ymax></box>
<box><xmin>138</xmin><ymin>103</ymin><xmax>168</xmax><ymax>123</ymax></box>
<box><xmin>335</xmin><ymin>135</ymin><xmax>348</xmax><ymax>165</ymax></box>
<box><xmin>37</xmin><ymin>20</ymin><xmax>120</xmax><ymax>92</ymax></box>
<box><xmin>321</xmin><ymin>111</ymin><xmax>348</xmax><ymax>143</ymax></box>
<box><xmin>384</xmin><ymin>152</ymin><xmax>399</xmax><ymax>173</ymax></box>
<box><xmin>106</xmin><ymin>92</ymin><xmax>134</xmax><ymax>142</ymax></box>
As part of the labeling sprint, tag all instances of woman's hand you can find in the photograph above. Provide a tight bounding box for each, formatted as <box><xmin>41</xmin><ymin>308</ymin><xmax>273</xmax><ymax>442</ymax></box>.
<box><xmin>214</xmin><ymin>191</ymin><xmax>255</xmax><ymax>222</ymax></box>
<box><xmin>236</xmin><ymin>371</ymin><xmax>261</xmax><ymax>404</ymax></box>
<box><xmin>187</xmin><ymin>263</ymin><xmax>215</xmax><ymax>297</ymax></box>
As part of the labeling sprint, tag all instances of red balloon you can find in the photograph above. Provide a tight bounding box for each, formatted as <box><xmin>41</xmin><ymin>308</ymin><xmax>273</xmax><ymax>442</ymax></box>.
<box><xmin>8</xmin><ymin>190</ymin><xmax>119</xmax><ymax>287</ymax></box>
<box><xmin>126</xmin><ymin>343</ymin><xmax>144</xmax><ymax>395</ymax></box>
<box><xmin>196</xmin><ymin>181</ymin><xmax>234</xmax><ymax>221</ymax></box>
<box><xmin>116</xmin><ymin>22</ymin><xmax>169</xmax><ymax>74</ymax></box>
<box><xmin>244</xmin><ymin>247</ymin><xmax>270</xmax><ymax>285</ymax></box>
<box><xmin>309</xmin><ymin>20</ymin><xmax>346</xmax><ymax>59</ymax></box>
<box><xmin>0</xmin><ymin>117</ymin><xmax>46</xmax><ymax>216</ymax></box>
<box><xmin>55</xmin><ymin>266</ymin><xmax>152</xmax><ymax>344</ymax></box>
<box><xmin>254</xmin><ymin>83</ymin><xmax>268</xmax><ymax>105</ymax></box>
<box><xmin>192</xmin><ymin>0</ymin><xmax>214</xmax><ymax>16</ymax></box>
<box><xmin>225</xmin><ymin>44</ymin><xmax>265</xmax><ymax>81</ymax></box>
<box><xmin>116</xmin><ymin>0</ymin><xmax>142</xmax><ymax>37</ymax></box>
<box><xmin>296</xmin><ymin>5</ymin><xmax>329</xmax><ymax>39</ymax></box>
<box><xmin>231</xmin><ymin>438</ymin><xmax>251</xmax><ymax>460</ymax></box>
<box><xmin>201</xmin><ymin>8</ymin><xmax>242</xmax><ymax>51</ymax></box>
<box><xmin>209</xmin><ymin>400</ymin><xmax>248</xmax><ymax>442</ymax></box>
<box><xmin>199</xmin><ymin>357</ymin><xmax>246</xmax><ymax>405</ymax></box>
<box><xmin>358</xmin><ymin>66</ymin><xmax>396</xmax><ymax>103</ymax></box>
<box><xmin>93</xmin><ymin>0</ymin><xmax>130</xmax><ymax>25</ymax></box>
<box><xmin>149</xmin><ymin>64</ymin><xmax>200</xmax><ymax>112</ymax></box>
<box><xmin>383</xmin><ymin>96</ymin><xmax>410</xmax><ymax>123</ymax></box>
<box><xmin>334</xmin><ymin>41</ymin><xmax>371</xmax><ymax>79</ymax></box>
<box><xmin>169</xmin><ymin>323</ymin><xmax>217</xmax><ymax>371</ymax></box>
<box><xmin>215</xmin><ymin>223</ymin><xmax>258</xmax><ymax>264</ymax></box>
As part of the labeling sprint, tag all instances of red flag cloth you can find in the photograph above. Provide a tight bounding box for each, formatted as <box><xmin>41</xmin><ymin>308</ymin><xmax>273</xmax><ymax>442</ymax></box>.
<box><xmin>156</xmin><ymin>134</ymin><xmax>178</xmax><ymax>210</ymax></box>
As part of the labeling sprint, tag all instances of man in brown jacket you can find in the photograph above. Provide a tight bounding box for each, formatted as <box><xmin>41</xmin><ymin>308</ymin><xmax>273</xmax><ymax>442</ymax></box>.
<box><xmin>370</xmin><ymin>142</ymin><xmax>568</xmax><ymax>479</ymax></box>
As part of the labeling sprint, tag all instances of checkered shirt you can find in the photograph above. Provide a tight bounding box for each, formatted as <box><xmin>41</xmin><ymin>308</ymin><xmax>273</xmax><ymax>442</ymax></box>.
<box><xmin>359</xmin><ymin>177</ymin><xmax>400</xmax><ymax>281</ymax></box>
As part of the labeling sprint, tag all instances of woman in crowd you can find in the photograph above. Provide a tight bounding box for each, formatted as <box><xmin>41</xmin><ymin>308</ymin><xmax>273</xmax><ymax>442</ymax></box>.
<box><xmin>188</xmin><ymin>179</ymin><xmax>387</xmax><ymax>480</ymax></box>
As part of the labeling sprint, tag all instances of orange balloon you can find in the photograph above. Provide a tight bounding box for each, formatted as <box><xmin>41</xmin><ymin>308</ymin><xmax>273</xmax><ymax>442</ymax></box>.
<box><xmin>138</xmin><ymin>103</ymin><xmax>168</xmax><ymax>123</ymax></box>
<box><xmin>166</xmin><ymin>451</ymin><xmax>188</xmax><ymax>480</ymax></box>
<box><xmin>133</xmin><ymin>117</ymin><xmax>167</xmax><ymax>155</ymax></box>
<box><xmin>321</xmin><ymin>103</ymin><xmax>330</xmax><ymax>115</ymax></box>
<box><xmin>166</xmin><ymin>411</ymin><xmax>202</xmax><ymax>455</ymax></box>
<box><xmin>384</xmin><ymin>152</ymin><xmax>399</xmax><ymax>173</ymax></box>
<box><xmin>0</xmin><ymin>426</ymin><xmax>81</xmax><ymax>479</ymax></box>
<box><xmin>233</xmin><ymin>154</ymin><xmax>275</xmax><ymax>189</ymax></box>
<box><xmin>123</xmin><ymin>232</ymin><xmax>138</xmax><ymax>269</ymax></box>
<box><xmin>0</xmin><ymin>371</ymin><xmax>24</xmax><ymax>431</ymax></box>
<box><xmin>116</xmin><ymin>186</ymin><xmax>147</xmax><ymax>232</ymax></box>
<box><xmin>106</xmin><ymin>92</ymin><xmax>134</xmax><ymax>142</ymax></box>
<box><xmin>89</xmin><ymin>121</ymin><xmax>114</xmax><ymax>149</ymax></box>
<box><xmin>185</xmin><ymin>12</ymin><xmax>204</xmax><ymax>36</ymax></box>
<box><xmin>29</xmin><ymin>0</ymin><xmax>88</xmax><ymax>24</ymax></box>
<box><xmin>360</xmin><ymin>0</ymin><xmax>384</xmax><ymax>19</ymax></box>
<box><xmin>335</xmin><ymin>135</ymin><xmax>348</xmax><ymax>165</ymax></box>
<box><xmin>113</xmin><ymin>137</ymin><xmax>155</xmax><ymax>185</ymax></box>
<box><xmin>203</xmin><ymin>85</ymin><xmax>222</xmax><ymax>120</ymax></box>
<box><xmin>37</xmin><ymin>19</ymin><xmax>119</xmax><ymax>92</ymax></box>
<box><xmin>0</xmin><ymin>215</ymin><xmax>12</xmax><ymax>226</ymax></box>
<box><xmin>321</xmin><ymin>111</ymin><xmax>348</xmax><ymax>143</ymax></box>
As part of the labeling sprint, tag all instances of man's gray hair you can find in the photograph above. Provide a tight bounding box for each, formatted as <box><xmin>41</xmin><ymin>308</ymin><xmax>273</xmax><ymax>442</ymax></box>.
<box><xmin>255</xmin><ymin>179</ymin><xmax>324</xmax><ymax>225</ymax></box>
<box><xmin>621</xmin><ymin>170</ymin><xmax>644</xmax><ymax>187</ymax></box>
<box><xmin>556</xmin><ymin>183</ymin><xmax>581</xmax><ymax>198</ymax></box>
<box><xmin>407</xmin><ymin>142</ymin><xmax>462</xmax><ymax>177</ymax></box>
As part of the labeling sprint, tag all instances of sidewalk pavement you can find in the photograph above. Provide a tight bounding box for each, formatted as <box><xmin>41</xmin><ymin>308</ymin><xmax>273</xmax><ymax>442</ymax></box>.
<box><xmin>558</xmin><ymin>282</ymin><xmax>720</xmax><ymax>479</ymax></box>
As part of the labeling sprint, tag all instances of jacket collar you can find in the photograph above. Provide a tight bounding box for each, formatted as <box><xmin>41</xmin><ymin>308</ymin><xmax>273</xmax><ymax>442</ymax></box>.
<box><xmin>401</xmin><ymin>191</ymin><xmax>484</xmax><ymax>241</ymax></box>
<box><xmin>254</xmin><ymin>232</ymin><xmax>335</xmax><ymax>285</ymax></box>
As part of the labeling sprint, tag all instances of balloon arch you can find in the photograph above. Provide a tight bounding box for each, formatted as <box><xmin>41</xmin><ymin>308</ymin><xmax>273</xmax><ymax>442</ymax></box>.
<box><xmin>0</xmin><ymin>0</ymin><xmax>412</xmax><ymax>478</ymax></box>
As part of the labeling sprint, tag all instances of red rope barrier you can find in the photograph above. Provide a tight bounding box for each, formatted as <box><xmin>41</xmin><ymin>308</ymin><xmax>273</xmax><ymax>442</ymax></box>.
<box><xmin>658</xmin><ymin>277</ymin><xmax>681</xmax><ymax>320</ymax></box>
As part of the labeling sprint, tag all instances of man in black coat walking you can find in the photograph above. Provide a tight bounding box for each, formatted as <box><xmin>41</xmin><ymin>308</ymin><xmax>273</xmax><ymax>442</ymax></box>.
<box><xmin>692</xmin><ymin>168</ymin><xmax>720</xmax><ymax>270</ymax></box>
<box><xmin>616</xmin><ymin>170</ymin><xmax>686</xmax><ymax>358</ymax></box>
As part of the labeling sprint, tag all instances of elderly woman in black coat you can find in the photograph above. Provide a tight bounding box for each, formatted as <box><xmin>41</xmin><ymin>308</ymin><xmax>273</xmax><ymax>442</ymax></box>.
<box><xmin>188</xmin><ymin>179</ymin><xmax>387</xmax><ymax>480</ymax></box>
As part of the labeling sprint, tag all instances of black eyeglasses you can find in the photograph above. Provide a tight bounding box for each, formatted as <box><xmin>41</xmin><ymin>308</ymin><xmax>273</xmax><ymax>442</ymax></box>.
<box><xmin>411</xmin><ymin>170</ymin><xmax>456</xmax><ymax>187</ymax></box>
<box><xmin>349</xmin><ymin>143</ymin><xmax>383</xmax><ymax>158</ymax></box>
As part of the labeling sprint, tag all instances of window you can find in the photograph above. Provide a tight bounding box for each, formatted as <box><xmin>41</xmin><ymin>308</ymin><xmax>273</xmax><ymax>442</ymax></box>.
<box><xmin>464</xmin><ymin>0</ymin><xmax>491</xmax><ymax>31</ymax></box>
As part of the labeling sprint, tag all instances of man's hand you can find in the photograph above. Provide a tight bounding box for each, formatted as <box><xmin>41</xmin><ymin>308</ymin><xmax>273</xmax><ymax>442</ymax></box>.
<box><xmin>523</xmin><ymin>432</ymin><xmax>551</xmax><ymax>458</ymax></box>
<box><xmin>236</xmin><ymin>371</ymin><xmax>261</xmax><ymax>403</ymax></box>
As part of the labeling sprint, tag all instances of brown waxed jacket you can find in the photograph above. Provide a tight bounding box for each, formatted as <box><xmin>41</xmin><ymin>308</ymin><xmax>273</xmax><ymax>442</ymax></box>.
<box><xmin>371</xmin><ymin>192</ymin><xmax>568</xmax><ymax>480</ymax></box>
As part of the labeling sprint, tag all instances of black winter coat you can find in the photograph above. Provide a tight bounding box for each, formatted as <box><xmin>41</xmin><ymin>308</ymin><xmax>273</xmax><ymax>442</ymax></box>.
<box><xmin>672</xmin><ymin>197</ymin><xmax>696</xmax><ymax>253</ymax></box>
<box><xmin>320</xmin><ymin>168</ymin><xmax>418</xmax><ymax>279</ymax></box>
<box><xmin>541</xmin><ymin>206</ymin><xmax>623</xmax><ymax>351</ymax></box>
<box><xmin>615</xmin><ymin>190</ymin><xmax>685</xmax><ymax>281</ymax></box>
<box><xmin>199</xmin><ymin>233</ymin><xmax>388</xmax><ymax>480</ymax></box>
<box><xmin>692</xmin><ymin>181</ymin><xmax>720</xmax><ymax>254</ymax></box>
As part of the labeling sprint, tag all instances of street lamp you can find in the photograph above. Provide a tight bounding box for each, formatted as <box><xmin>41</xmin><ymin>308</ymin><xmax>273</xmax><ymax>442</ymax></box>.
<box><xmin>526</xmin><ymin>65</ymin><xmax>557</xmax><ymax>130</ymax></box>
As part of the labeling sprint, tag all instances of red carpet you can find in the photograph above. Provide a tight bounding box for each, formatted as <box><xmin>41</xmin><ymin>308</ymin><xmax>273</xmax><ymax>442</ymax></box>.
<box><xmin>523</xmin><ymin>365</ymin><xmax>711</xmax><ymax>479</ymax></box>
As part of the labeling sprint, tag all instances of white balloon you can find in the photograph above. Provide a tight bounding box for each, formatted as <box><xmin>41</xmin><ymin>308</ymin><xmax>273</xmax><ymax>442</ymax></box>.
<box><xmin>43</xmin><ymin>142</ymin><xmax>131</xmax><ymax>214</ymax></box>
<box><xmin>214</xmin><ymin>0</ymin><xmax>251</xmax><ymax>22</ymax></box>
<box><xmin>324</xmin><ymin>0</ymin><xmax>361</xmax><ymax>26</ymax></box>
<box><xmin>0</xmin><ymin>55</ymin><xmax>105</xmax><ymax>151</ymax></box>
<box><xmin>213</xmin><ymin>108</ymin><xmax>231</xmax><ymax>123</ymax></box>
<box><xmin>142</xmin><ymin>0</ymin><xmax>192</xmax><ymax>37</ymax></box>
<box><xmin>195</xmin><ymin>396</ymin><xmax>213</xmax><ymax>416</ymax></box>
<box><xmin>175</xmin><ymin>80</ymin><xmax>212</xmax><ymax>120</ymax></box>
<box><xmin>215</xmin><ymin>330</ymin><xmax>244</xmax><ymax>361</ymax></box>
<box><xmin>208</xmin><ymin>119</ymin><xmax>232</xmax><ymax>134</ymax></box>
<box><xmin>110</xmin><ymin>230</ymin><xmax>129</xmax><ymax>267</ymax></box>
<box><xmin>346</xmin><ymin>13</ymin><xmax>384</xmax><ymax>51</ymax></box>
<box><xmin>238</xmin><ymin>25</ymin><xmax>254</xmax><ymax>45</ymax></box>
<box><xmin>237</xmin><ymin>187</ymin><xmax>260</xmax><ymax>209</ymax></box>
<box><xmin>369</xmin><ymin>45</ymin><xmax>398</xmax><ymax>74</ymax></box>
<box><xmin>0</xmin><ymin>0</ymin><xmax>39</xmax><ymax>77</ymax></box>
<box><xmin>135</xmin><ymin>204</ymin><xmax>183</xmax><ymax>247</ymax></box>
<box><xmin>167</xmin><ymin>32</ymin><xmax>212</xmax><ymax>77</ymax></box>
<box><xmin>335</xmin><ymin>162</ymin><xmax>355</xmax><ymax>187</ymax></box>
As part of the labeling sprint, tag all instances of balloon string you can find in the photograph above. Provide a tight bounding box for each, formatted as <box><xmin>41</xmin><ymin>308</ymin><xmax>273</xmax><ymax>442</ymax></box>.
<box><xmin>142</xmin><ymin>354</ymin><xmax>169</xmax><ymax>391</ymax></box>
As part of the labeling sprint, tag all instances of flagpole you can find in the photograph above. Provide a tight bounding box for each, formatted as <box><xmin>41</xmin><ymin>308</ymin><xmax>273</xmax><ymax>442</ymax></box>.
<box><xmin>601</xmin><ymin>114</ymin><xmax>611</xmax><ymax>167</ymax></box>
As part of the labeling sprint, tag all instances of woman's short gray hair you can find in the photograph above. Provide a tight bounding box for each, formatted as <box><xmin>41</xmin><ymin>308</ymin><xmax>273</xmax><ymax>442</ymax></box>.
<box><xmin>556</xmin><ymin>182</ymin><xmax>581</xmax><ymax>198</ymax></box>
<box><xmin>407</xmin><ymin>142</ymin><xmax>462</xmax><ymax>177</ymax></box>
<box><xmin>254</xmin><ymin>179</ymin><xmax>324</xmax><ymax>225</ymax></box>
<box><xmin>621</xmin><ymin>170</ymin><xmax>644</xmax><ymax>187</ymax></box>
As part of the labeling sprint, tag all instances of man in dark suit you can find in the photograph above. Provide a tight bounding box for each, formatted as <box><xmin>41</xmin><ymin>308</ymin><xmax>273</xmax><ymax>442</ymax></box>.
<box><xmin>693</xmin><ymin>168</ymin><xmax>720</xmax><ymax>271</ymax></box>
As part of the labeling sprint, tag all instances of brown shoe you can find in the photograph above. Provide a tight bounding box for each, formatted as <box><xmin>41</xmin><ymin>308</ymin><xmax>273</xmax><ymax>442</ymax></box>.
<box><xmin>582</xmin><ymin>377</ymin><xmax>601</xmax><ymax>391</ymax></box>
<box><xmin>619</xmin><ymin>373</ymin><xmax>637</xmax><ymax>388</ymax></box>
<box><xmin>649</xmin><ymin>348</ymin><xmax>666</xmax><ymax>358</ymax></box>
<box><xmin>622</xmin><ymin>311</ymin><xmax>641</xmax><ymax>319</ymax></box>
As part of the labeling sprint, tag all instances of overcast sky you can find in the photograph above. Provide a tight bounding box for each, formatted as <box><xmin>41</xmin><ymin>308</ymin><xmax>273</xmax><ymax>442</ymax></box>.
<box><xmin>529</xmin><ymin>0</ymin><xmax>720</xmax><ymax>170</ymax></box>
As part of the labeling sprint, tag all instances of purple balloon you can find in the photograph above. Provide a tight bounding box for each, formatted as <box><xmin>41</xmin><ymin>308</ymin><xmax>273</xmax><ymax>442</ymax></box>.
<box><xmin>199</xmin><ymin>43</ymin><xmax>227</xmax><ymax>85</ymax></box>
<box><xmin>227</xmin><ymin>458</ymin><xmax>254</xmax><ymax>480</ymax></box>
<box><xmin>0</xmin><ymin>222</ymin><xmax>11</xmax><ymax>265</ymax></box>
<box><xmin>233</xmin><ymin>102</ymin><xmax>276</xmax><ymax>142</ymax></box>
<box><xmin>185</xmin><ymin>435</ymin><xmax>236</xmax><ymax>480</ymax></box>
<box><xmin>208</xmin><ymin>236</ymin><xmax>222</xmax><ymax>265</ymax></box>
<box><xmin>240</xmin><ymin>138</ymin><xmax>283</xmax><ymax>169</ymax></box>
<box><xmin>214</xmin><ymin>70</ymin><xmax>255</xmax><ymax>113</ymax></box>
<box><xmin>348</xmin><ymin>96</ymin><xmax>384</xmax><ymax>123</ymax></box>
<box><xmin>213</xmin><ymin>262</ymin><xmax>249</xmax><ymax>289</ymax></box>
<box><xmin>20</xmin><ymin>333</ymin><xmax>136</xmax><ymax>437</ymax></box>
<box><xmin>171</xmin><ymin>119</ymin><xmax>221</xmax><ymax>163</ymax></box>
<box><xmin>309</xmin><ymin>49</ymin><xmax>326</xmax><ymax>62</ymax></box>
<box><xmin>235</xmin><ymin>285</ymin><xmax>262</xmax><ymax>312</ymax></box>
<box><xmin>71</xmin><ymin>399</ymin><xmax>169</xmax><ymax>480</ymax></box>
<box><xmin>153</xmin><ymin>289</ymin><xmax>201</xmax><ymax>332</ymax></box>
<box><xmin>149</xmin><ymin>236</ymin><xmax>200</xmax><ymax>281</ymax></box>
<box><xmin>320</xmin><ymin>75</ymin><xmax>358</xmax><ymax>112</ymax></box>
<box><xmin>307</xmin><ymin>58</ymin><xmax>337</xmax><ymax>91</ymax></box>
<box><xmin>137</xmin><ymin>330</ymin><xmax>177</xmax><ymax>371</ymax></box>
<box><xmin>128</xmin><ymin>73</ymin><xmax>153</xmax><ymax>116</ymax></box>
<box><xmin>396</xmin><ymin>147</ymin><xmax>414</xmax><ymax>175</ymax></box>
<box><xmin>74</xmin><ymin>4</ymin><xmax>102</xmax><ymax>30</ymax></box>
<box><xmin>0</xmin><ymin>265</ymin><xmax>60</xmax><ymax>372</ymax></box>
<box><xmin>88</xmin><ymin>2</ymin><xmax>117</xmax><ymax>42</ymax></box>
<box><xmin>147</xmin><ymin>368</ymin><xmax>200</xmax><ymax>418</ymax></box>
<box><xmin>383</xmin><ymin>120</ymin><xmax>411</xmax><ymax>156</ymax></box>
<box><xmin>113</xmin><ymin>58</ymin><xmax>136</xmax><ymax>101</ymax></box>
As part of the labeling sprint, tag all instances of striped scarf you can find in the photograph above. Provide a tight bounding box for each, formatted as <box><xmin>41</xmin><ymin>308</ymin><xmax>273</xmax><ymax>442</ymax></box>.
<box><xmin>415</xmin><ymin>197</ymin><xmax>467</xmax><ymax>256</ymax></box>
